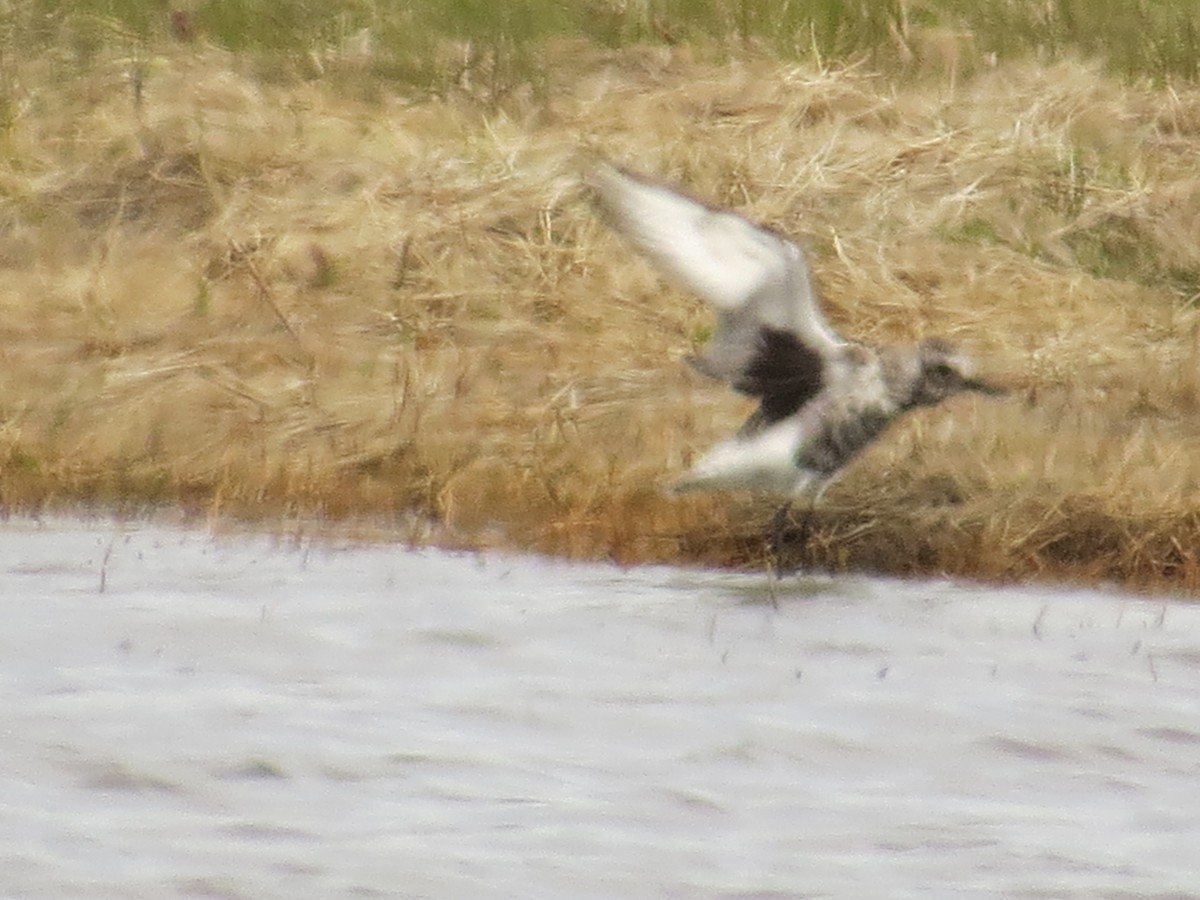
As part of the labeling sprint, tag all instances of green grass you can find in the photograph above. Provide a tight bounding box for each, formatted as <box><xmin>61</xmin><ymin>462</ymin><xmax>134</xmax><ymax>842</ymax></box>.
<box><xmin>6</xmin><ymin>0</ymin><xmax>1200</xmax><ymax>90</ymax></box>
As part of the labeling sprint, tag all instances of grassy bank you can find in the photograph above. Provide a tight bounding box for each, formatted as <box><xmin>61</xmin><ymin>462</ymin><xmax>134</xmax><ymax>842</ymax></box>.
<box><xmin>3</xmin><ymin>7</ymin><xmax>1200</xmax><ymax>589</ymax></box>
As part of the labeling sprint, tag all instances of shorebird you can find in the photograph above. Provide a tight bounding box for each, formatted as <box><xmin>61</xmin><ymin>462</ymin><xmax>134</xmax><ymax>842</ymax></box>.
<box><xmin>586</xmin><ymin>161</ymin><xmax>1005</xmax><ymax>561</ymax></box>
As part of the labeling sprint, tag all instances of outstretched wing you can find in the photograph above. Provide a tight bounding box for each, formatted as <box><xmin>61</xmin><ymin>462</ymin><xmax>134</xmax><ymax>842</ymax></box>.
<box><xmin>586</xmin><ymin>162</ymin><xmax>844</xmax><ymax>418</ymax></box>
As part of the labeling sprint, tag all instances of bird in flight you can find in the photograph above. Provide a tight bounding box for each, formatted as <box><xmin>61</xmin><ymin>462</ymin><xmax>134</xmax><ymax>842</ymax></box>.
<box><xmin>586</xmin><ymin>161</ymin><xmax>1004</xmax><ymax>561</ymax></box>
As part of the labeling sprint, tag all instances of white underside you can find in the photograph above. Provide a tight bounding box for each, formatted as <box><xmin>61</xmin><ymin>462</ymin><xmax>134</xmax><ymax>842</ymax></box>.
<box><xmin>669</xmin><ymin>417</ymin><xmax>822</xmax><ymax>497</ymax></box>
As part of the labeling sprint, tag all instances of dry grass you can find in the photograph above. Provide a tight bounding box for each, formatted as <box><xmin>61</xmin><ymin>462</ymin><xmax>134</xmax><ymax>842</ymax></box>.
<box><xmin>3</xmin><ymin>36</ymin><xmax>1200</xmax><ymax>590</ymax></box>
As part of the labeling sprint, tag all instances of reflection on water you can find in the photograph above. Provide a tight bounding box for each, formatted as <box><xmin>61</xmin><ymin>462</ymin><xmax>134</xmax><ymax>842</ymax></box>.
<box><xmin>2</xmin><ymin>519</ymin><xmax>1199</xmax><ymax>898</ymax></box>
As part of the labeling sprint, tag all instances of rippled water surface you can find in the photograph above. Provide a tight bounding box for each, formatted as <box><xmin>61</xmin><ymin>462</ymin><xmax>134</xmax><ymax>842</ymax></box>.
<box><xmin>3</xmin><ymin>519</ymin><xmax>1200</xmax><ymax>898</ymax></box>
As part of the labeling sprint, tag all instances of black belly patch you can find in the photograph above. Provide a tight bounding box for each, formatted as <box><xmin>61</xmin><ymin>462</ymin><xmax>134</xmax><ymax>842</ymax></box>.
<box><xmin>797</xmin><ymin>407</ymin><xmax>892</xmax><ymax>475</ymax></box>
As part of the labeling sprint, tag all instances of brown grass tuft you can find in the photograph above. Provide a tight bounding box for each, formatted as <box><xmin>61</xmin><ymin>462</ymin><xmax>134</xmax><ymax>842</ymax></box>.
<box><xmin>3</xmin><ymin>41</ymin><xmax>1200</xmax><ymax>591</ymax></box>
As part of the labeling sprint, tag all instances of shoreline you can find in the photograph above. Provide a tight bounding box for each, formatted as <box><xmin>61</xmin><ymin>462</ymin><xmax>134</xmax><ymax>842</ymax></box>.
<box><xmin>2</xmin><ymin>33</ymin><xmax>1200</xmax><ymax>593</ymax></box>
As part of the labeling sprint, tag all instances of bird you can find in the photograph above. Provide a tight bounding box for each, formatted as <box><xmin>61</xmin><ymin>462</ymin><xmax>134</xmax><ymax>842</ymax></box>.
<box><xmin>585</xmin><ymin>161</ymin><xmax>1005</xmax><ymax>565</ymax></box>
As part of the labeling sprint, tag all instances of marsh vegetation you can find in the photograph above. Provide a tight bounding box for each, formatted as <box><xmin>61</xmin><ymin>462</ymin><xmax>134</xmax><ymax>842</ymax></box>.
<box><xmin>3</xmin><ymin>2</ymin><xmax>1200</xmax><ymax>588</ymax></box>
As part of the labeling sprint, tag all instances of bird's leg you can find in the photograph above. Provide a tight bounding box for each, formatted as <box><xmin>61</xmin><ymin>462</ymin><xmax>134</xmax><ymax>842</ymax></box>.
<box><xmin>766</xmin><ymin>501</ymin><xmax>794</xmax><ymax>580</ymax></box>
<box><xmin>766</xmin><ymin>492</ymin><xmax>823</xmax><ymax>581</ymax></box>
<box><xmin>794</xmin><ymin>496</ymin><xmax>817</xmax><ymax>557</ymax></box>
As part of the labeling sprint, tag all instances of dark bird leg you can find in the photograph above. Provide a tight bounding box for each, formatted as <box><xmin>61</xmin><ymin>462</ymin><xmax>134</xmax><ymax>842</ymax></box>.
<box><xmin>766</xmin><ymin>493</ymin><xmax>821</xmax><ymax>583</ymax></box>
<box><xmin>794</xmin><ymin>497</ymin><xmax>817</xmax><ymax>561</ymax></box>
<box><xmin>767</xmin><ymin>501</ymin><xmax>794</xmax><ymax>582</ymax></box>
<box><xmin>764</xmin><ymin>500</ymin><xmax>791</xmax><ymax>608</ymax></box>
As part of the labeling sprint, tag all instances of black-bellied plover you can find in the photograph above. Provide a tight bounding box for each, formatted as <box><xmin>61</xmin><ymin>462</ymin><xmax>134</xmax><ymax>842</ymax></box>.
<box><xmin>586</xmin><ymin>161</ymin><xmax>1005</xmax><ymax>561</ymax></box>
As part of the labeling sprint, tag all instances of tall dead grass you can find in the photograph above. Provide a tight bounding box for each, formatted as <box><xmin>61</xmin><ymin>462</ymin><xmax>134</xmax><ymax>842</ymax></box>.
<box><xmin>3</xmin><ymin>38</ymin><xmax>1200</xmax><ymax>589</ymax></box>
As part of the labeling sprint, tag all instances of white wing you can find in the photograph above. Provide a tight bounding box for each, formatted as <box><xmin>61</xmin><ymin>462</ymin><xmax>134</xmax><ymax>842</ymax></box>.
<box><xmin>586</xmin><ymin>162</ymin><xmax>845</xmax><ymax>358</ymax></box>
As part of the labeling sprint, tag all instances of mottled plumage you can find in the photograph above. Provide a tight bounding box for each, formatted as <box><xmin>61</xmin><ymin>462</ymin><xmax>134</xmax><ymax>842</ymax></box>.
<box><xmin>586</xmin><ymin>161</ymin><xmax>1004</xmax><ymax>503</ymax></box>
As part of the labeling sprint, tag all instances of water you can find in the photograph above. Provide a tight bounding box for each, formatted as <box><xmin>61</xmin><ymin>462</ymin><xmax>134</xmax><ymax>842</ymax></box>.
<box><xmin>2</xmin><ymin>519</ymin><xmax>1199</xmax><ymax>899</ymax></box>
